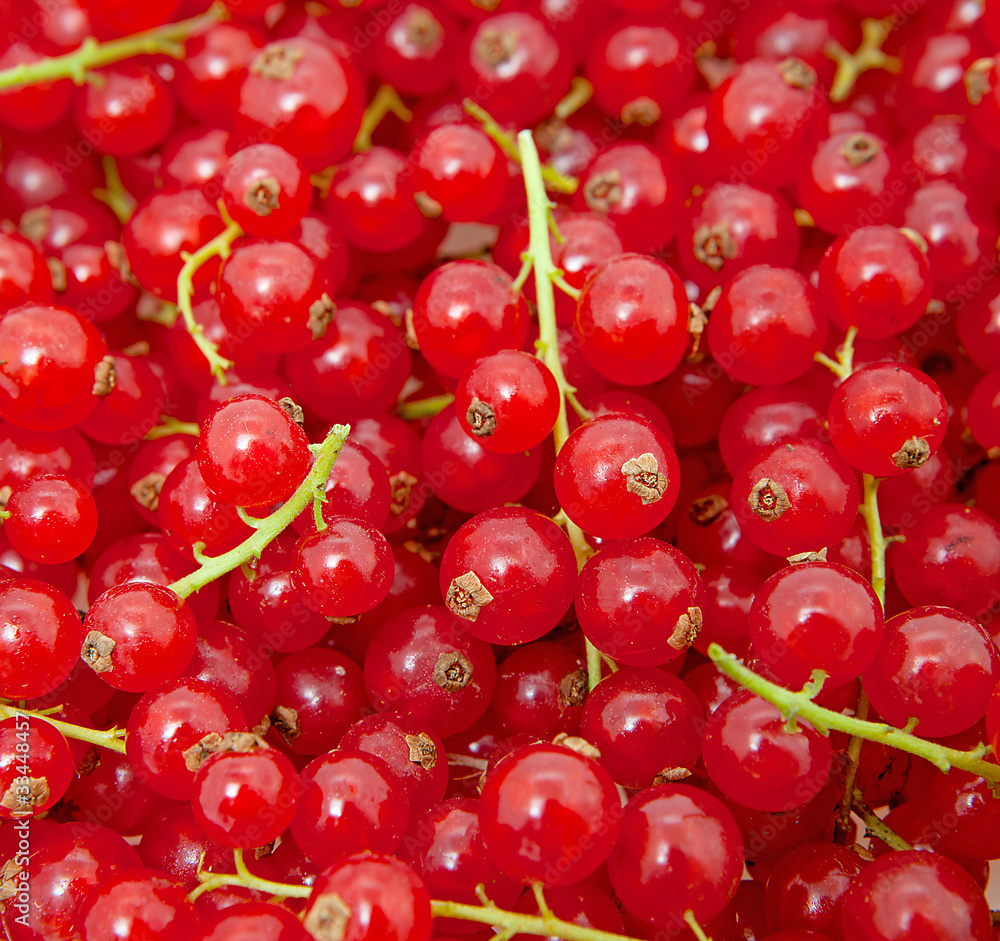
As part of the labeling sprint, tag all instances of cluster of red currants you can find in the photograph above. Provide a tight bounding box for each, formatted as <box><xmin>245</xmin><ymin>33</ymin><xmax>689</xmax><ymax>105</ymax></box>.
<box><xmin>3</xmin><ymin>0</ymin><xmax>1000</xmax><ymax>940</ymax></box>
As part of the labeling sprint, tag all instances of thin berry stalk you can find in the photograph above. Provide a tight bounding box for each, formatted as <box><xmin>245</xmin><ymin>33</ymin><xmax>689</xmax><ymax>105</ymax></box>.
<box><xmin>708</xmin><ymin>643</ymin><xmax>999</xmax><ymax>782</ymax></box>
<box><xmin>176</xmin><ymin>209</ymin><xmax>243</xmax><ymax>380</ymax></box>
<box><xmin>0</xmin><ymin>704</ymin><xmax>126</xmax><ymax>754</ymax></box>
<box><xmin>0</xmin><ymin>3</ymin><xmax>227</xmax><ymax>89</ymax></box>
<box><xmin>518</xmin><ymin>128</ymin><xmax>603</xmax><ymax>689</ymax></box>
<box><xmin>167</xmin><ymin>423</ymin><xmax>351</xmax><ymax>599</ymax></box>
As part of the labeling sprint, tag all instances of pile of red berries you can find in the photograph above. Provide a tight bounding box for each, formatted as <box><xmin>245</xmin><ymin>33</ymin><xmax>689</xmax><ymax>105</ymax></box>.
<box><xmin>2</xmin><ymin>0</ymin><xmax>1000</xmax><ymax>939</ymax></box>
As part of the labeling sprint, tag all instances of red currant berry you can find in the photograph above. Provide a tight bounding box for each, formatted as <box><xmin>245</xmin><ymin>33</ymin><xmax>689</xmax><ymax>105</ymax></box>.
<box><xmin>554</xmin><ymin>414</ymin><xmax>679</xmax><ymax>540</ymax></box>
<box><xmin>439</xmin><ymin>506</ymin><xmax>576</xmax><ymax>645</ymax></box>
<box><xmin>478</xmin><ymin>742</ymin><xmax>621</xmax><ymax>888</ymax></box>
<box><xmin>221</xmin><ymin>143</ymin><xmax>311</xmax><ymax>238</ymax></box>
<box><xmin>81</xmin><ymin>582</ymin><xmax>197</xmax><ymax>693</ymax></box>
<box><xmin>731</xmin><ymin>438</ymin><xmax>861</xmax><ymax>558</ymax></box>
<box><xmin>294</xmin><ymin>517</ymin><xmax>394</xmax><ymax>618</ymax></box>
<box><xmin>4</xmin><ymin>473</ymin><xmax>97</xmax><ymax>564</ymax></box>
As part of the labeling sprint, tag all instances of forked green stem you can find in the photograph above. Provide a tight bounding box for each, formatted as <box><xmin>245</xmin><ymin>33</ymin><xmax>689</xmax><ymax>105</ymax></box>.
<box><xmin>167</xmin><ymin>424</ymin><xmax>350</xmax><ymax>599</ymax></box>
<box><xmin>0</xmin><ymin>704</ymin><xmax>126</xmax><ymax>754</ymax></box>
<box><xmin>176</xmin><ymin>211</ymin><xmax>243</xmax><ymax>381</ymax></box>
<box><xmin>0</xmin><ymin>4</ymin><xmax>226</xmax><ymax>89</ymax></box>
<box><xmin>813</xmin><ymin>325</ymin><xmax>858</xmax><ymax>381</ymax></box>
<box><xmin>465</xmin><ymin>101</ymin><xmax>578</xmax><ymax>194</ymax></box>
<box><xmin>708</xmin><ymin>644</ymin><xmax>999</xmax><ymax>782</ymax></box>
<box><xmin>188</xmin><ymin>849</ymin><xmax>312</xmax><ymax>903</ymax></box>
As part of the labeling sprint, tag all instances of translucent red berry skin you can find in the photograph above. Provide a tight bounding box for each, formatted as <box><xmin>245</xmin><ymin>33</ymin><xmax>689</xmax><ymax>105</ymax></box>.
<box><xmin>72</xmin><ymin>63</ymin><xmax>176</xmax><ymax>158</ymax></box>
<box><xmin>455</xmin><ymin>350</ymin><xmax>560</xmax><ymax>453</ymax></box>
<box><xmin>201</xmin><ymin>903</ymin><xmax>310</xmax><ymax>941</ymax></box>
<box><xmin>122</xmin><ymin>188</ymin><xmax>226</xmax><ymax>298</ymax></box>
<box><xmin>718</xmin><ymin>385</ymin><xmax>825</xmax><ymax>477</ymax></box>
<box><xmin>326</xmin><ymin>146</ymin><xmax>427</xmax><ymax>252</ymax></box>
<box><xmin>554</xmin><ymin>414</ymin><xmax>680</xmax><ymax>540</ymax></box>
<box><xmin>608</xmin><ymin>784</ymin><xmax>743</xmax><ymax>924</ymax></box>
<box><xmin>398</xmin><ymin>797</ymin><xmax>521</xmax><ymax>920</ymax></box>
<box><xmin>492</xmin><ymin>641</ymin><xmax>586</xmax><ymax>739</ymax></box>
<box><xmin>339</xmin><ymin>713</ymin><xmax>448</xmax><ymax>818</ymax></box>
<box><xmin>365</xmin><ymin>605</ymin><xmax>497</xmax><ymax>737</ymax></box>
<box><xmin>0</xmin><ymin>714</ymin><xmax>74</xmax><ymax>818</ymax></box>
<box><xmin>763</xmin><ymin>841</ymin><xmax>868</xmax><ymax>937</ymax></box>
<box><xmin>0</xmin><ymin>303</ymin><xmax>107</xmax><ymax>431</ymax></box>
<box><xmin>862</xmin><ymin>605</ymin><xmax>1000</xmax><ymax>739</ymax></box>
<box><xmin>731</xmin><ymin>438</ymin><xmax>861</xmax><ymax>558</ymax></box>
<box><xmin>748</xmin><ymin>561</ymin><xmax>884</xmax><ymax>689</ymax></box>
<box><xmin>706</xmin><ymin>58</ymin><xmax>828</xmax><ymax>191</ymax></box>
<box><xmin>4</xmin><ymin>473</ymin><xmax>97</xmax><ymax>564</ymax></box>
<box><xmin>677</xmin><ymin>182</ymin><xmax>800</xmax><ymax>292</ymax></box>
<box><xmin>421</xmin><ymin>406</ymin><xmax>542</xmax><ymax>514</ymax></box>
<box><xmin>585</xmin><ymin>20</ymin><xmax>694</xmax><ymax>125</ymax></box>
<box><xmin>579</xmin><ymin>667</ymin><xmax>704</xmax><ymax>788</ymax></box>
<box><xmin>272</xmin><ymin>646</ymin><xmax>369</xmax><ymax>756</ymax></box>
<box><xmin>235</xmin><ymin>38</ymin><xmax>364</xmax><ymax>172</ymax></box>
<box><xmin>158</xmin><ymin>456</ymin><xmax>255</xmax><ymax>560</ymax></box>
<box><xmin>218</xmin><ymin>238</ymin><xmax>332</xmax><ymax>354</ymax></box>
<box><xmin>303</xmin><ymin>852</ymin><xmax>432</xmax><ymax>941</ymax></box>
<box><xmin>796</xmin><ymin>129</ymin><xmax>902</xmax><ymax>234</ymax></box>
<box><xmin>373</xmin><ymin>3</ymin><xmax>460</xmax><ymax>96</ymax></box>
<box><xmin>967</xmin><ymin>366</ymin><xmax>1000</xmax><ymax>451</ymax></box>
<box><xmin>478</xmin><ymin>742</ymin><xmax>621</xmax><ymax>888</ymax></box>
<box><xmin>411</xmin><ymin>124</ymin><xmax>509</xmax><ymax>223</ymax></box>
<box><xmin>197</xmin><ymin>393</ymin><xmax>311</xmax><ymax>508</ymax></box>
<box><xmin>0</xmin><ymin>577</ymin><xmax>83</xmax><ymax>700</ymax></box>
<box><xmin>573</xmin><ymin>144</ymin><xmax>684</xmax><ymax>253</ymax></box>
<box><xmin>574</xmin><ymin>254</ymin><xmax>690</xmax><ymax>386</ymax></box>
<box><xmin>125</xmin><ymin>677</ymin><xmax>248</xmax><ymax>800</ymax></box>
<box><xmin>192</xmin><ymin>745</ymin><xmax>300</xmax><ymax>848</ymax></box>
<box><xmin>707</xmin><ymin>265</ymin><xmax>829</xmax><ymax>386</ymax></box>
<box><xmin>827</xmin><ymin>362</ymin><xmax>948</xmax><ymax>477</ymax></box>
<box><xmin>818</xmin><ymin>226</ymin><xmax>934</xmax><ymax>339</ymax></box>
<box><xmin>410</xmin><ymin>260</ymin><xmax>528</xmax><ymax>379</ymax></box>
<box><xmin>294</xmin><ymin>517</ymin><xmax>394</xmax><ymax>618</ymax></box>
<box><xmin>81</xmin><ymin>583</ymin><xmax>198</xmax><ymax>693</ymax></box>
<box><xmin>221</xmin><ymin>143</ymin><xmax>311</xmax><ymax>238</ymax></box>
<box><xmin>457</xmin><ymin>12</ymin><xmax>572</xmax><ymax>125</ymax></box>
<box><xmin>438</xmin><ymin>506</ymin><xmax>576</xmax><ymax>646</ymax></box>
<box><xmin>576</xmin><ymin>537</ymin><xmax>704</xmax><ymax>667</ymax></box>
<box><xmin>285</xmin><ymin>301</ymin><xmax>412</xmax><ymax>420</ymax></box>
<box><xmin>840</xmin><ymin>850</ymin><xmax>991</xmax><ymax>941</ymax></box>
<box><xmin>0</xmin><ymin>230</ymin><xmax>53</xmax><ymax>309</ymax></box>
<box><xmin>702</xmin><ymin>687</ymin><xmax>833</xmax><ymax>813</ymax></box>
<box><xmin>291</xmin><ymin>750</ymin><xmax>409</xmax><ymax>868</ymax></box>
<box><xmin>77</xmin><ymin>870</ymin><xmax>200</xmax><ymax>941</ymax></box>
<box><xmin>890</xmin><ymin>504</ymin><xmax>1000</xmax><ymax>620</ymax></box>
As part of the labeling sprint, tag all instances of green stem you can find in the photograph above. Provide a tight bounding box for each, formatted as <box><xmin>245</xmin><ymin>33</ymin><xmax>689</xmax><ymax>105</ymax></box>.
<box><xmin>353</xmin><ymin>84</ymin><xmax>412</xmax><ymax>152</ymax></box>
<box><xmin>167</xmin><ymin>424</ymin><xmax>350</xmax><ymax>599</ymax></box>
<box><xmin>0</xmin><ymin>4</ymin><xmax>226</xmax><ymax>89</ymax></box>
<box><xmin>857</xmin><ymin>473</ymin><xmax>887</xmax><ymax>607</ymax></box>
<box><xmin>176</xmin><ymin>213</ymin><xmax>242</xmax><ymax>381</ymax></box>
<box><xmin>144</xmin><ymin>416</ymin><xmax>200</xmax><ymax>440</ymax></box>
<box><xmin>0</xmin><ymin>704</ymin><xmax>126</xmax><ymax>754</ymax></box>
<box><xmin>813</xmin><ymin>325</ymin><xmax>858</xmax><ymax>381</ymax></box>
<box><xmin>396</xmin><ymin>393</ymin><xmax>455</xmax><ymax>420</ymax></box>
<box><xmin>188</xmin><ymin>849</ymin><xmax>312</xmax><ymax>903</ymax></box>
<box><xmin>518</xmin><ymin>128</ymin><xmax>606</xmax><ymax>689</ymax></box>
<box><xmin>682</xmin><ymin>912</ymin><xmax>713</xmax><ymax>941</ymax></box>
<box><xmin>708</xmin><ymin>643</ymin><xmax>999</xmax><ymax>781</ymax></box>
<box><xmin>826</xmin><ymin>17</ymin><xmax>902</xmax><ymax>104</ymax></box>
<box><xmin>853</xmin><ymin>791</ymin><xmax>913</xmax><ymax>852</ymax></box>
<box><xmin>92</xmin><ymin>156</ymin><xmax>136</xmax><ymax>223</ymax></box>
<box><xmin>465</xmin><ymin>101</ymin><xmax>578</xmax><ymax>195</ymax></box>
<box><xmin>430</xmin><ymin>897</ymin><xmax>648</xmax><ymax>941</ymax></box>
